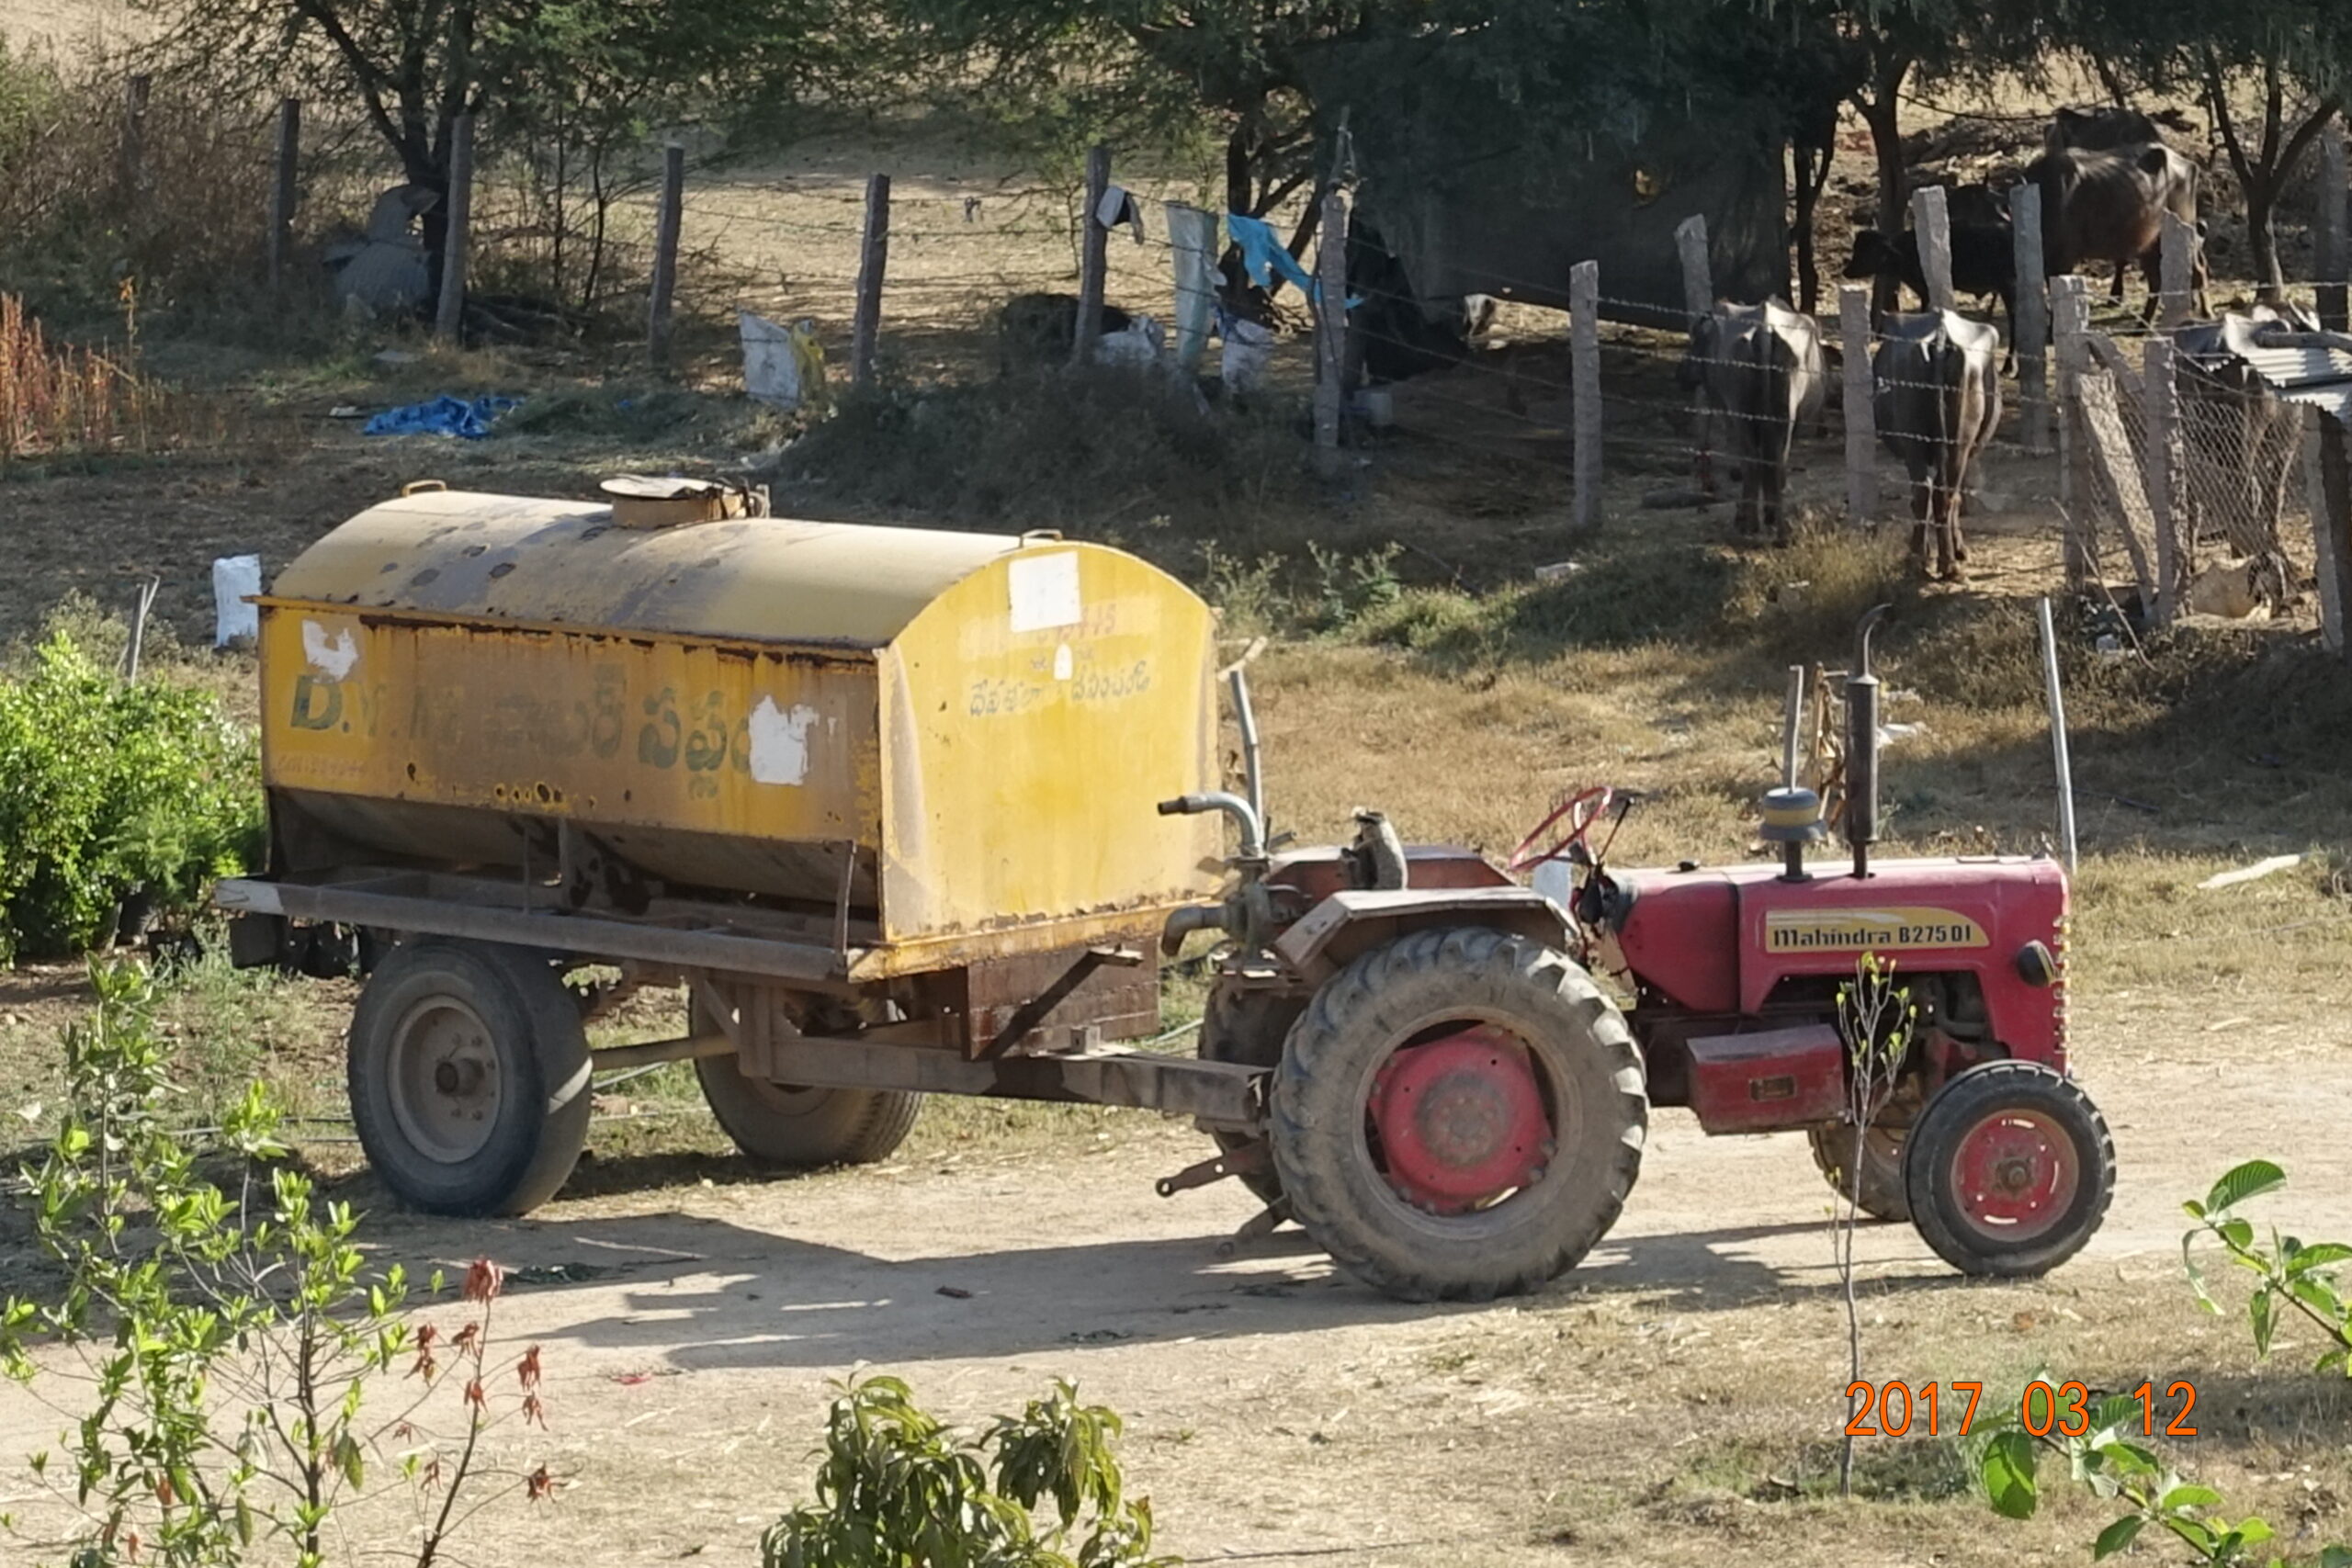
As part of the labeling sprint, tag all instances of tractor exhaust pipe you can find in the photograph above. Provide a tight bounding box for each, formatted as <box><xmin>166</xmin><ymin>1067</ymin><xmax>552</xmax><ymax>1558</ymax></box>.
<box><xmin>1846</xmin><ymin>604</ymin><xmax>1892</xmax><ymax>879</ymax></box>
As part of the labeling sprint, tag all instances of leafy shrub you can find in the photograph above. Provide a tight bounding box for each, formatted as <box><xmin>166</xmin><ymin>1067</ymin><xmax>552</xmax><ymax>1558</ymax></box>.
<box><xmin>0</xmin><ymin>628</ymin><xmax>263</xmax><ymax>960</ymax></box>
<box><xmin>1</xmin><ymin>963</ymin><xmax>552</xmax><ymax>1563</ymax></box>
<box><xmin>764</xmin><ymin>1374</ymin><xmax>1172</xmax><ymax>1568</ymax></box>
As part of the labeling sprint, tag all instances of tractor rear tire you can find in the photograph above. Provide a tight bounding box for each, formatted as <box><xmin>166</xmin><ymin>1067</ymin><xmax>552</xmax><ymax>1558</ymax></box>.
<box><xmin>1198</xmin><ymin>982</ymin><xmax>1306</xmax><ymax>1204</ymax></box>
<box><xmin>695</xmin><ymin>1055</ymin><xmax>921</xmax><ymax>1168</ymax></box>
<box><xmin>1905</xmin><ymin>1060</ymin><xmax>2114</xmax><ymax>1278</ymax></box>
<box><xmin>347</xmin><ymin>940</ymin><xmax>593</xmax><ymax>1217</ymax></box>
<box><xmin>1807</xmin><ymin>1122</ymin><xmax>1912</xmax><ymax>1222</ymax></box>
<box><xmin>1269</xmin><ymin>926</ymin><xmax>1647</xmax><ymax>1303</ymax></box>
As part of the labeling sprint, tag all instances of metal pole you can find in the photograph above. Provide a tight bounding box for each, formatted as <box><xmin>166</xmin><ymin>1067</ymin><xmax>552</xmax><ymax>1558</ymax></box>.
<box><xmin>2037</xmin><ymin>597</ymin><xmax>2078</xmax><ymax>873</ymax></box>
<box><xmin>1780</xmin><ymin>664</ymin><xmax>1805</xmax><ymax>787</ymax></box>
<box><xmin>1228</xmin><ymin>667</ymin><xmax>1265</xmax><ymax>830</ymax></box>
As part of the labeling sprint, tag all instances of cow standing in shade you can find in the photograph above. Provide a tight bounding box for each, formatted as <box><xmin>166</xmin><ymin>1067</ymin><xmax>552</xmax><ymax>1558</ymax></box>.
<box><xmin>1872</xmin><ymin>310</ymin><xmax>2003</xmax><ymax>581</ymax></box>
<box><xmin>1679</xmin><ymin>300</ymin><xmax>1827</xmax><ymax>547</ymax></box>
<box><xmin>2028</xmin><ymin>141</ymin><xmax>2208</xmax><ymax>318</ymax></box>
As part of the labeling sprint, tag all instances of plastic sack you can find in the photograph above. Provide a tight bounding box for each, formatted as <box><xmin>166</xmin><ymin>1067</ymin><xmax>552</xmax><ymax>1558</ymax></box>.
<box><xmin>741</xmin><ymin>311</ymin><xmax>828</xmax><ymax>412</ymax></box>
<box><xmin>213</xmin><ymin>555</ymin><xmax>262</xmax><ymax>649</ymax></box>
<box><xmin>1093</xmin><ymin>314</ymin><xmax>1167</xmax><ymax>367</ymax></box>
<box><xmin>1221</xmin><ymin>318</ymin><xmax>1275</xmax><ymax>393</ymax></box>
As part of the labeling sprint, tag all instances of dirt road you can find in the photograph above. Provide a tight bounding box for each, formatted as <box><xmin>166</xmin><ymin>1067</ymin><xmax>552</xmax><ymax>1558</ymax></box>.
<box><xmin>28</xmin><ymin>990</ymin><xmax>2303</xmax><ymax>1568</ymax></box>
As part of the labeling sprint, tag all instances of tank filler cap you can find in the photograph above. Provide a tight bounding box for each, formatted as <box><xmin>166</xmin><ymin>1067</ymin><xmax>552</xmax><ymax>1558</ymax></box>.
<box><xmin>1758</xmin><ymin>787</ymin><xmax>1826</xmax><ymax>844</ymax></box>
<box><xmin>598</xmin><ymin>474</ymin><xmax>767</xmax><ymax>529</ymax></box>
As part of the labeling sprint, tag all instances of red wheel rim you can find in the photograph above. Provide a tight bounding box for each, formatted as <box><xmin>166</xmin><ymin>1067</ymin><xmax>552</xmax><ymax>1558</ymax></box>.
<box><xmin>1948</xmin><ymin>1108</ymin><xmax>2079</xmax><ymax>1241</ymax></box>
<box><xmin>1366</xmin><ymin>1025</ymin><xmax>1555</xmax><ymax>1214</ymax></box>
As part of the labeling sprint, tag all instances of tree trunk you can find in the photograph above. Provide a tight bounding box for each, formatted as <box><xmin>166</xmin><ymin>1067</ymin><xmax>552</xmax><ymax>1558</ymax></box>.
<box><xmin>2247</xmin><ymin>178</ymin><xmax>2282</xmax><ymax>298</ymax></box>
<box><xmin>1855</xmin><ymin>62</ymin><xmax>1910</xmax><ymax>318</ymax></box>
<box><xmin>1793</xmin><ymin>141</ymin><xmax>1832</xmax><ymax>316</ymax></box>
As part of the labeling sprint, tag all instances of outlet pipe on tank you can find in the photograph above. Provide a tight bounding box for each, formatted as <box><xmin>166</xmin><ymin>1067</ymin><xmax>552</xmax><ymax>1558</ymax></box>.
<box><xmin>1228</xmin><ymin>667</ymin><xmax>1266</xmax><ymax>835</ymax></box>
<box><xmin>1845</xmin><ymin>604</ymin><xmax>1892</xmax><ymax>879</ymax></box>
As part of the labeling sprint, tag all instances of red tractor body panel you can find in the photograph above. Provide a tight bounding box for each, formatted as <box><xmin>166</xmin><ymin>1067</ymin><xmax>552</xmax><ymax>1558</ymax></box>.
<box><xmin>1614</xmin><ymin>855</ymin><xmax>2069</xmax><ymax>1067</ymax></box>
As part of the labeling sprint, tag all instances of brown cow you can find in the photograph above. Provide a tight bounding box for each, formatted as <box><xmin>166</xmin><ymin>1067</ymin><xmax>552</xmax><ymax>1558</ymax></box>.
<box><xmin>2026</xmin><ymin>142</ymin><xmax>2209</xmax><ymax>318</ymax></box>
<box><xmin>1679</xmin><ymin>300</ymin><xmax>1827</xmax><ymax>546</ymax></box>
<box><xmin>1871</xmin><ymin>310</ymin><xmax>2003</xmax><ymax>581</ymax></box>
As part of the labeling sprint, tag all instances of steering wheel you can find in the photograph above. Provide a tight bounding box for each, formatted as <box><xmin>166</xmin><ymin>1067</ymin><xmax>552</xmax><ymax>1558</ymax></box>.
<box><xmin>1507</xmin><ymin>786</ymin><xmax>1619</xmax><ymax>875</ymax></box>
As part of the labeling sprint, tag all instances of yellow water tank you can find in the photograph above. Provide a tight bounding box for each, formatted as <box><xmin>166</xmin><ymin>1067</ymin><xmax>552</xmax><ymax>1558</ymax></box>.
<box><xmin>258</xmin><ymin>487</ymin><xmax>1221</xmax><ymax>976</ymax></box>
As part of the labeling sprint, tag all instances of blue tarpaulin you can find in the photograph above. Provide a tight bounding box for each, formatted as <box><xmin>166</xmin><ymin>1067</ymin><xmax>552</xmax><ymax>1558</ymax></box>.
<box><xmin>363</xmin><ymin>394</ymin><xmax>518</xmax><ymax>439</ymax></box>
<box><xmin>1226</xmin><ymin>213</ymin><xmax>1321</xmax><ymax>302</ymax></box>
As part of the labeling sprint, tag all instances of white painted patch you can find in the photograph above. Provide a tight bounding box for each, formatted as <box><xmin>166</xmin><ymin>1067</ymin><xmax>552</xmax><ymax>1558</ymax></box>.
<box><xmin>1008</xmin><ymin>551</ymin><xmax>1082</xmax><ymax>633</ymax></box>
<box><xmin>301</xmin><ymin>620</ymin><xmax>359</xmax><ymax>680</ymax></box>
<box><xmin>1053</xmin><ymin>643</ymin><xmax>1074</xmax><ymax>681</ymax></box>
<box><xmin>747</xmin><ymin>696</ymin><xmax>820</xmax><ymax>785</ymax></box>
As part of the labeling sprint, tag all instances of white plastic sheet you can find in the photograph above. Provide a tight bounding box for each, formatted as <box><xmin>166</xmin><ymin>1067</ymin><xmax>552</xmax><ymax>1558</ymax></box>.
<box><xmin>212</xmin><ymin>555</ymin><xmax>261</xmax><ymax>648</ymax></box>
<box><xmin>741</xmin><ymin>311</ymin><xmax>826</xmax><ymax>410</ymax></box>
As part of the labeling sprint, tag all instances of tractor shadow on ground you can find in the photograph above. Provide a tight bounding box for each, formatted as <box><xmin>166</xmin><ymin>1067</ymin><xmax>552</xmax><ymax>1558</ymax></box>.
<box><xmin>346</xmin><ymin>1190</ymin><xmax>1965</xmax><ymax>1374</ymax></box>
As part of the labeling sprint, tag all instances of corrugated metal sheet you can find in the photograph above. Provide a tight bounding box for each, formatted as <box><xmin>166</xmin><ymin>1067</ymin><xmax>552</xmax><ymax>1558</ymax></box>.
<box><xmin>2204</xmin><ymin>314</ymin><xmax>2352</xmax><ymax>425</ymax></box>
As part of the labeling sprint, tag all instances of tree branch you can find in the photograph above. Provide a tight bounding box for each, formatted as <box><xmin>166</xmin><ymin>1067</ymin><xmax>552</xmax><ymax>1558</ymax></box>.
<box><xmin>2202</xmin><ymin>49</ymin><xmax>2256</xmax><ymax>191</ymax></box>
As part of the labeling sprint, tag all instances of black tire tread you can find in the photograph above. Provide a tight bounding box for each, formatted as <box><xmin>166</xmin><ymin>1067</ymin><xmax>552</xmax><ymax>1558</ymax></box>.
<box><xmin>1905</xmin><ymin>1060</ymin><xmax>2115</xmax><ymax>1278</ymax></box>
<box><xmin>1807</xmin><ymin>1122</ymin><xmax>1912</xmax><ymax>1222</ymax></box>
<box><xmin>1271</xmin><ymin>926</ymin><xmax>1646</xmax><ymax>1303</ymax></box>
<box><xmin>695</xmin><ymin>1055</ymin><xmax>922</xmax><ymax>1168</ymax></box>
<box><xmin>1198</xmin><ymin>983</ymin><xmax>1303</xmax><ymax>1204</ymax></box>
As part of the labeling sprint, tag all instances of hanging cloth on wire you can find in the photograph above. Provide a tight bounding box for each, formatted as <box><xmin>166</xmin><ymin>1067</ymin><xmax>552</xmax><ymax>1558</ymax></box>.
<box><xmin>1226</xmin><ymin>213</ymin><xmax>1322</xmax><ymax>303</ymax></box>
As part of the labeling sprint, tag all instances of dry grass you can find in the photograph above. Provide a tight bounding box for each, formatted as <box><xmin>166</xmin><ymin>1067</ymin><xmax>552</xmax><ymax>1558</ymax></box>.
<box><xmin>0</xmin><ymin>293</ymin><xmax>257</xmax><ymax>468</ymax></box>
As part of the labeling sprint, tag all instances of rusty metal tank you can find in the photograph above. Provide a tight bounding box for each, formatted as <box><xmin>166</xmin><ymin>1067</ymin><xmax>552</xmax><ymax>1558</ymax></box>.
<box><xmin>257</xmin><ymin>486</ymin><xmax>1221</xmax><ymax>976</ymax></box>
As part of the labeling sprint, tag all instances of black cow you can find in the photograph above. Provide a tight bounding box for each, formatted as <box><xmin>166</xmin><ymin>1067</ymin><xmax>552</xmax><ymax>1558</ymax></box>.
<box><xmin>1844</xmin><ymin>224</ymin><xmax>2018</xmax><ymax>354</ymax></box>
<box><xmin>1680</xmin><ymin>300</ymin><xmax>1828</xmax><ymax>546</ymax></box>
<box><xmin>1872</xmin><ymin>310</ymin><xmax>2003</xmax><ymax>581</ymax></box>
<box><xmin>996</xmin><ymin>293</ymin><xmax>1135</xmax><ymax>371</ymax></box>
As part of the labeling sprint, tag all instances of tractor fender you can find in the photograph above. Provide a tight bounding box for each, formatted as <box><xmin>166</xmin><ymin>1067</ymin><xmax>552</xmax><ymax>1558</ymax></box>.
<box><xmin>1272</xmin><ymin>887</ymin><xmax>1573</xmax><ymax>983</ymax></box>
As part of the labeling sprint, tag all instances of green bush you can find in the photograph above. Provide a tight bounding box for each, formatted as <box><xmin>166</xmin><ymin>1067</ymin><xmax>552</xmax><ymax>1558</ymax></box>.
<box><xmin>0</xmin><ymin>629</ymin><xmax>263</xmax><ymax>961</ymax></box>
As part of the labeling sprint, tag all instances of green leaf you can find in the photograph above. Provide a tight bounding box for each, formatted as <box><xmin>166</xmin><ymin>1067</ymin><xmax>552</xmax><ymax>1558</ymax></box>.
<box><xmin>2286</xmin><ymin>1244</ymin><xmax>2352</xmax><ymax>1275</ymax></box>
<box><xmin>2318</xmin><ymin>1547</ymin><xmax>2352</xmax><ymax>1568</ymax></box>
<box><xmin>2234</xmin><ymin>1517</ymin><xmax>2274</xmax><ymax>1548</ymax></box>
<box><xmin>2162</xmin><ymin>1484</ymin><xmax>2223</xmax><ymax>1512</ymax></box>
<box><xmin>1982</xmin><ymin>1430</ymin><xmax>2040</xmax><ymax>1520</ymax></box>
<box><xmin>2205</xmin><ymin>1161</ymin><xmax>2286</xmax><ymax>1217</ymax></box>
<box><xmin>2221</xmin><ymin>1218</ymin><xmax>2256</xmax><ymax>1252</ymax></box>
<box><xmin>2095</xmin><ymin>1515</ymin><xmax>2145</xmax><ymax>1560</ymax></box>
<box><xmin>2250</xmin><ymin>1290</ymin><xmax>2277</xmax><ymax>1359</ymax></box>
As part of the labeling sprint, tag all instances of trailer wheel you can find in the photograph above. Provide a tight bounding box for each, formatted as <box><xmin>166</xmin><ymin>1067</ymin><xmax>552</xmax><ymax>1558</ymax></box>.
<box><xmin>348</xmin><ymin>941</ymin><xmax>592</xmax><ymax>1216</ymax></box>
<box><xmin>1905</xmin><ymin>1061</ymin><xmax>2114</xmax><ymax>1278</ymax></box>
<box><xmin>1198</xmin><ymin>983</ymin><xmax>1304</xmax><ymax>1203</ymax></box>
<box><xmin>695</xmin><ymin>1055</ymin><xmax>920</xmax><ymax>1168</ymax></box>
<box><xmin>1270</xmin><ymin>926</ymin><xmax>1647</xmax><ymax>1303</ymax></box>
<box><xmin>1807</xmin><ymin>1122</ymin><xmax>1912</xmax><ymax>1222</ymax></box>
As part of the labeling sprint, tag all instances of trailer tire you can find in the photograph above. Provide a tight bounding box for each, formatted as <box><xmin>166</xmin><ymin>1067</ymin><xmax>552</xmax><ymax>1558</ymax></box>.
<box><xmin>1271</xmin><ymin>926</ymin><xmax>1646</xmax><ymax>1303</ymax></box>
<box><xmin>1199</xmin><ymin>982</ymin><xmax>1304</xmax><ymax>1204</ymax></box>
<box><xmin>1905</xmin><ymin>1061</ymin><xmax>2114</xmax><ymax>1278</ymax></box>
<box><xmin>695</xmin><ymin>1055</ymin><xmax>921</xmax><ymax>1168</ymax></box>
<box><xmin>348</xmin><ymin>940</ymin><xmax>593</xmax><ymax>1217</ymax></box>
<box><xmin>1807</xmin><ymin>1122</ymin><xmax>1912</xmax><ymax>1222</ymax></box>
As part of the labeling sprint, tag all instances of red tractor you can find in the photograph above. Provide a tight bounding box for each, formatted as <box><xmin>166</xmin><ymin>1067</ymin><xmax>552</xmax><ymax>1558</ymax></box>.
<box><xmin>1170</xmin><ymin>608</ymin><xmax>2113</xmax><ymax>1301</ymax></box>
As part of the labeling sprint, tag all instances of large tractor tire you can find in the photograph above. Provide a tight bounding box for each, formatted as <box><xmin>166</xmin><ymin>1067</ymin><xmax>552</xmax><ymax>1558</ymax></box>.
<box><xmin>1197</xmin><ymin>981</ymin><xmax>1306</xmax><ymax>1204</ymax></box>
<box><xmin>1905</xmin><ymin>1061</ymin><xmax>2115</xmax><ymax>1278</ymax></box>
<box><xmin>1807</xmin><ymin>1122</ymin><xmax>1912</xmax><ymax>1222</ymax></box>
<box><xmin>348</xmin><ymin>940</ymin><xmax>593</xmax><ymax>1216</ymax></box>
<box><xmin>695</xmin><ymin>1055</ymin><xmax>921</xmax><ymax>1168</ymax></box>
<box><xmin>1269</xmin><ymin>926</ymin><xmax>1647</xmax><ymax>1303</ymax></box>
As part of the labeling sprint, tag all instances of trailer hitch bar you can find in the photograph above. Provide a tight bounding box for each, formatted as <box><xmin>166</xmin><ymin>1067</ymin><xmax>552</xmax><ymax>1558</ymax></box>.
<box><xmin>1154</xmin><ymin>1140</ymin><xmax>1272</xmax><ymax>1197</ymax></box>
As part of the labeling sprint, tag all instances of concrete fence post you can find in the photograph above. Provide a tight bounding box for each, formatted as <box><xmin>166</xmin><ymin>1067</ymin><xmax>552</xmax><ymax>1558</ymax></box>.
<box><xmin>2052</xmin><ymin>275</ymin><xmax>2094</xmax><ymax>586</ymax></box>
<box><xmin>1909</xmin><ymin>186</ymin><xmax>1955</xmax><ymax>311</ymax></box>
<box><xmin>2012</xmin><ymin>182</ymin><xmax>2051</xmax><ymax>453</ymax></box>
<box><xmin>1570</xmin><ymin>259</ymin><xmax>1601</xmax><ymax>531</ymax></box>
<box><xmin>1840</xmin><ymin>283</ymin><xmax>1875</xmax><ymax>528</ymax></box>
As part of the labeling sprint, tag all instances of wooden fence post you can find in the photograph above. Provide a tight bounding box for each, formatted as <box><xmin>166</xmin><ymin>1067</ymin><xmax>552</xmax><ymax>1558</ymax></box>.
<box><xmin>1313</xmin><ymin>189</ymin><xmax>1351</xmax><ymax>477</ymax></box>
<box><xmin>119</xmin><ymin>73</ymin><xmax>150</xmax><ymax>198</ymax></box>
<box><xmin>646</xmin><ymin>141</ymin><xmax>684</xmax><ymax>367</ymax></box>
<box><xmin>2012</xmin><ymin>182</ymin><xmax>2051</xmax><ymax>453</ymax></box>
<box><xmin>1674</xmin><ymin>214</ymin><xmax>1711</xmax><ymax>318</ymax></box>
<box><xmin>2319</xmin><ymin>120</ymin><xmax>2349</xmax><ymax>333</ymax></box>
<box><xmin>849</xmin><ymin>173</ymin><xmax>891</xmax><ymax>388</ymax></box>
<box><xmin>267</xmin><ymin>97</ymin><xmax>300</xmax><ymax>294</ymax></box>
<box><xmin>2158</xmin><ymin>213</ymin><xmax>2196</xmax><ymax>327</ymax></box>
<box><xmin>2307</xmin><ymin>409</ymin><xmax>2352</xmax><ymax>657</ymax></box>
<box><xmin>1840</xmin><ymin>283</ymin><xmax>1875</xmax><ymax>528</ymax></box>
<box><xmin>1570</xmin><ymin>259</ymin><xmax>1602</xmax><ymax>531</ymax></box>
<box><xmin>434</xmin><ymin>113</ymin><xmax>475</xmax><ymax>343</ymax></box>
<box><xmin>1071</xmin><ymin>145</ymin><xmax>1112</xmax><ymax>367</ymax></box>
<box><xmin>1910</xmin><ymin>186</ymin><xmax>1955</xmax><ymax>310</ymax></box>
<box><xmin>2053</xmin><ymin>275</ymin><xmax>2094</xmax><ymax>586</ymax></box>
<box><xmin>2143</xmin><ymin>336</ymin><xmax>2179</xmax><ymax>626</ymax></box>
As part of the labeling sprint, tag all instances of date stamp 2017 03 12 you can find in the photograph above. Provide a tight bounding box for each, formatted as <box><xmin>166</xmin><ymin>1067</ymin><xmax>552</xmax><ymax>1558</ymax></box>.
<box><xmin>1845</xmin><ymin>1380</ymin><xmax>2200</xmax><ymax>1438</ymax></box>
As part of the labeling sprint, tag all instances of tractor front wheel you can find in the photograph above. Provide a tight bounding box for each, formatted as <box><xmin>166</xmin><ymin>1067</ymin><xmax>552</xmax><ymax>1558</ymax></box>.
<box><xmin>1270</xmin><ymin>926</ymin><xmax>1647</xmax><ymax>1303</ymax></box>
<box><xmin>1905</xmin><ymin>1061</ymin><xmax>2114</xmax><ymax>1277</ymax></box>
<box><xmin>1807</xmin><ymin>1122</ymin><xmax>1911</xmax><ymax>1222</ymax></box>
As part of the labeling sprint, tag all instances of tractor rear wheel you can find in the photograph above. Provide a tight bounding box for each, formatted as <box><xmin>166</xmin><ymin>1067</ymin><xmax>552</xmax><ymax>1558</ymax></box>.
<box><xmin>1905</xmin><ymin>1061</ymin><xmax>2114</xmax><ymax>1277</ymax></box>
<box><xmin>1807</xmin><ymin>1122</ymin><xmax>1912</xmax><ymax>1222</ymax></box>
<box><xmin>1198</xmin><ymin>981</ymin><xmax>1305</xmax><ymax>1204</ymax></box>
<box><xmin>1269</xmin><ymin>926</ymin><xmax>1647</xmax><ymax>1303</ymax></box>
<box><xmin>695</xmin><ymin>1055</ymin><xmax>921</xmax><ymax>1168</ymax></box>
